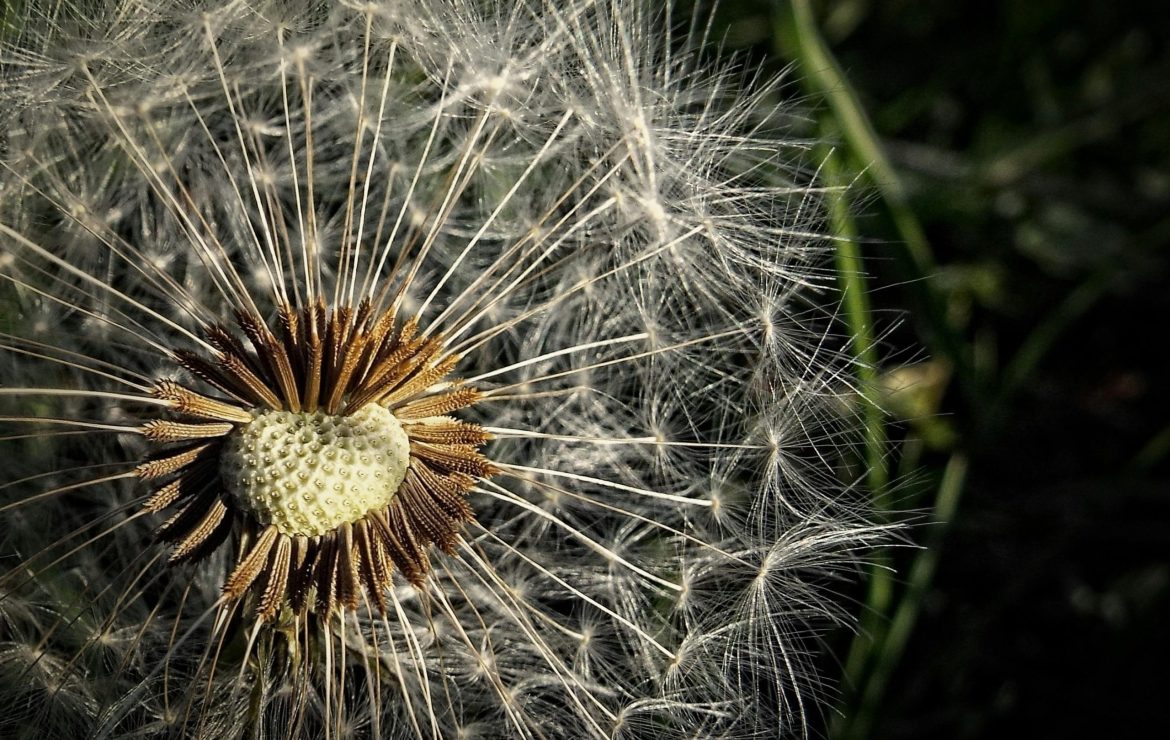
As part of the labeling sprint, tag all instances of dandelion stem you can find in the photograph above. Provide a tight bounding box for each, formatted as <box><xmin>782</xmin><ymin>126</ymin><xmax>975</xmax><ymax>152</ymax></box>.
<box><xmin>838</xmin><ymin>454</ymin><xmax>968</xmax><ymax>740</ymax></box>
<box><xmin>773</xmin><ymin>0</ymin><xmax>972</xmax><ymax>392</ymax></box>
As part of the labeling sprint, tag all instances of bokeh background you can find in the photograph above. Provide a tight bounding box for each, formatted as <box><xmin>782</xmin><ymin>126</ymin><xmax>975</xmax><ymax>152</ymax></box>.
<box><xmin>704</xmin><ymin>1</ymin><xmax>1169</xmax><ymax>738</ymax></box>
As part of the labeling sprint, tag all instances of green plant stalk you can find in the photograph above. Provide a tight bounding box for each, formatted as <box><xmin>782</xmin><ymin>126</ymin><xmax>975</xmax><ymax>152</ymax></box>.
<box><xmin>775</xmin><ymin>1</ymin><xmax>902</xmax><ymax>717</ymax></box>
<box><xmin>772</xmin><ymin>6</ymin><xmax>977</xmax><ymax>736</ymax></box>
<box><xmin>839</xmin><ymin>454</ymin><xmax>969</xmax><ymax>740</ymax></box>
<box><xmin>777</xmin><ymin>0</ymin><xmax>930</xmax><ymax>268</ymax></box>
<box><xmin>823</xmin><ymin>146</ymin><xmax>888</xmax><ymax>501</ymax></box>
<box><xmin>820</xmin><ymin>142</ymin><xmax>895</xmax><ymax>718</ymax></box>
<box><xmin>773</xmin><ymin>0</ymin><xmax>973</xmax><ymax>397</ymax></box>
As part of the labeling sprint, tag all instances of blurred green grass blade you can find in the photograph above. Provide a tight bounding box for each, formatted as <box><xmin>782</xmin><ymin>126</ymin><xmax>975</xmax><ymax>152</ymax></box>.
<box><xmin>841</xmin><ymin>454</ymin><xmax>969</xmax><ymax>740</ymax></box>
<box><xmin>771</xmin><ymin>6</ymin><xmax>981</xmax><ymax>737</ymax></box>
<box><xmin>820</xmin><ymin>141</ymin><xmax>898</xmax><ymax>735</ymax></box>
<box><xmin>773</xmin><ymin>0</ymin><xmax>972</xmax><ymax>393</ymax></box>
<box><xmin>775</xmin><ymin>0</ymin><xmax>931</xmax><ymax>269</ymax></box>
<box><xmin>823</xmin><ymin>144</ymin><xmax>888</xmax><ymax>502</ymax></box>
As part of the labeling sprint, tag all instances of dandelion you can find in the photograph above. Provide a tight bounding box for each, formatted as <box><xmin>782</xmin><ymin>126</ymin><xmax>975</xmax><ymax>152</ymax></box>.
<box><xmin>1</xmin><ymin>1</ymin><xmax>880</xmax><ymax>737</ymax></box>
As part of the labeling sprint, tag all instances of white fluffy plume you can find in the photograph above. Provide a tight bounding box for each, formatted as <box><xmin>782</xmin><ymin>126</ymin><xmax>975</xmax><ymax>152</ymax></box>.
<box><xmin>0</xmin><ymin>1</ymin><xmax>882</xmax><ymax>738</ymax></box>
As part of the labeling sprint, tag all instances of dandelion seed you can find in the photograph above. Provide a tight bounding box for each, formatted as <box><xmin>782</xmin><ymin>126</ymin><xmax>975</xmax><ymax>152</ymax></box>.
<box><xmin>1</xmin><ymin>1</ymin><xmax>882</xmax><ymax>738</ymax></box>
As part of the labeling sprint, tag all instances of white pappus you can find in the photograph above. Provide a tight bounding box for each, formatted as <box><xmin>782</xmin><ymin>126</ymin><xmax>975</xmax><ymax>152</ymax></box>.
<box><xmin>0</xmin><ymin>1</ymin><xmax>883</xmax><ymax>738</ymax></box>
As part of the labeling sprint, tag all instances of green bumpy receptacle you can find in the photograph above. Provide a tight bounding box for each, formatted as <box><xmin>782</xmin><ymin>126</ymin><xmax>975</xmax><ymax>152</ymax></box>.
<box><xmin>221</xmin><ymin>405</ymin><xmax>411</xmax><ymax>538</ymax></box>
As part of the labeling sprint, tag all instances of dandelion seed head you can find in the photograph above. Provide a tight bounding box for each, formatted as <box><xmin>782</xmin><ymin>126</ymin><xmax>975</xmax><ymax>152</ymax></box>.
<box><xmin>1</xmin><ymin>1</ymin><xmax>886</xmax><ymax>736</ymax></box>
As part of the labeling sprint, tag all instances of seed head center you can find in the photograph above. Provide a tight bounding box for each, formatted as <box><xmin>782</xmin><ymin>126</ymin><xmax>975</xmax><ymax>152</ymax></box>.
<box><xmin>221</xmin><ymin>405</ymin><xmax>410</xmax><ymax>538</ymax></box>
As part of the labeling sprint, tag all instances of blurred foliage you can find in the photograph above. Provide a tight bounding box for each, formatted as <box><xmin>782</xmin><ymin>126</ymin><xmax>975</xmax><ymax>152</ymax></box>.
<box><xmin>702</xmin><ymin>0</ymin><xmax>1170</xmax><ymax>737</ymax></box>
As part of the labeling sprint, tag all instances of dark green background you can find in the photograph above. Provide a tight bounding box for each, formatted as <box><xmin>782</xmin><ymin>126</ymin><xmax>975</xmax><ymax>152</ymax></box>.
<box><xmin>710</xmin><ymin>1</ymin><xmax>1170</xmax><ymax>737</ymax></box>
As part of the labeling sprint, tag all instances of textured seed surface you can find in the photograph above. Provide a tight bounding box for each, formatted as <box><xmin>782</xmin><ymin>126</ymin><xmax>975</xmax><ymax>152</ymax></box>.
<box><xmin>221</xmin><ymin>405</ymin><xmax>410</xmax><ymax>537</ymax></box>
